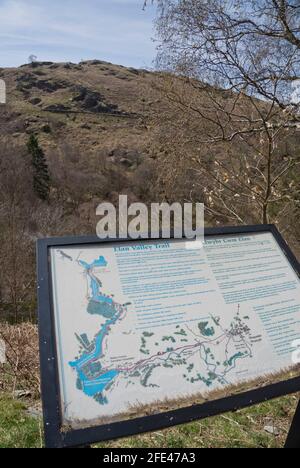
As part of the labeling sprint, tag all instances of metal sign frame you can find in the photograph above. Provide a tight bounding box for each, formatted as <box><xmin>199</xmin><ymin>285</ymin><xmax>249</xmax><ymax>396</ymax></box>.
<box><xmin>37</xmin><ymin>224</ymin><xmax>300</xmax><ymax>448</ymax></box>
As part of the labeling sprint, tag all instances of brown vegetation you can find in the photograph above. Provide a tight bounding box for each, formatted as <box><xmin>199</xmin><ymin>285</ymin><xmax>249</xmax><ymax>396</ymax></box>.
<box><xmin>148</xmin><ymin>0</ymin><xmax>300</xmax><ymax>253</ymax></box>
<box><xmin>0</xmin><ymin>322</ymin><xmax>40</xmax><ymax>396</ymax></box>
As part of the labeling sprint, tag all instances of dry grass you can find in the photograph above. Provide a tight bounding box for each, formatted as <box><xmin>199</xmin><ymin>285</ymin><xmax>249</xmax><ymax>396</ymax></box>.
<box><xmin>0</xmin><ymin>322</ymin><xmax>40</xmax><ymax>397</ymax></box>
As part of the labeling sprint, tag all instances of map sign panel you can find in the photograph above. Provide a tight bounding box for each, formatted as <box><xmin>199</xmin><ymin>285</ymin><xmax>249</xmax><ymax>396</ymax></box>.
<box><xmin>49</xmin><ymin>232</ymin><xmax>300</xmax><ymax>429</ymax></box>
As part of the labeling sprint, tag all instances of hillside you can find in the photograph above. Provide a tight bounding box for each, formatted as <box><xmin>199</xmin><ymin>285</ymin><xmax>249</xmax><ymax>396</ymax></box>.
<box><xmin>0</xmin><ymin>59</ymin><xmax>151</xmax><ymax>142</ymax></box>
<box><xmin>0</xmin><ymin>60</ymin><xmax>162</xmax><ymax>322</ymax></box>
<box><xmin>0</xmin><ymin>59</ymin><xmax>299</xmax><ymax>324</ymax></box>
<box><xmin>0</xmin><ymin>60</ymin><xmax>156</xmax><ymax>205</ymax></box>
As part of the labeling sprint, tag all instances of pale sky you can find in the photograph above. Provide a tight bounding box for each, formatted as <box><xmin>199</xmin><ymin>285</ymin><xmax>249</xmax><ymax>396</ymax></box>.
<box><xmin>0</xmin><ymin>0</ymin><xmax>157</xmax><ymax>68</ymax></box>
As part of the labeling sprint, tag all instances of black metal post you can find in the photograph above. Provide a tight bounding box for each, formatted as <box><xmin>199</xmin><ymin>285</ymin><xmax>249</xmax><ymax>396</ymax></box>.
<box><xmin>285</xmin><ymin>400</ymin><xmax>300</xmax><ymax>448</ymax></box>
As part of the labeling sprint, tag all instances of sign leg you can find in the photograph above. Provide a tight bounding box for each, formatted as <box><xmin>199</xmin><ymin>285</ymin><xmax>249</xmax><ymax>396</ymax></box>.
<box><xmin>284</xmin><ymin>399</ymin><xmax>300</xmax><ymax>448</ymax></box>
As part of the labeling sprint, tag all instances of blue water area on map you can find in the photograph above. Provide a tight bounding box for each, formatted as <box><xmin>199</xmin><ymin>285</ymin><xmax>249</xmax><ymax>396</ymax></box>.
<box><xmin>69</xmin><ymin>257</ymin><xmax>122</xmax><ymax>400</ymax></box>
<box><xmin>89</xmin><ymin>277</ymin><xmax>113</xmax><ymax>305</ymax></box>
<box><xmin>77</xmin><ymin>368</ymin><xmax>119</xmax><ymax>397</ymax></box>
<box><xmin>79</xmin><ymin>256</ymin><xmax>108</xmax><ymax>269</ymax></box>
<box><xmin>80</xmin><ymin>257</ymin><xmax>114</xmax><ymax>316</ymax></box>
<box><xmin>69</xmin><ymin>315</ymin><xmax>121</xmax><ymax>397</ymax></box>
<box><xmin>71</xmin><ymin>317</ymin><xmax>117</xmax><ymax>369</ymax></box>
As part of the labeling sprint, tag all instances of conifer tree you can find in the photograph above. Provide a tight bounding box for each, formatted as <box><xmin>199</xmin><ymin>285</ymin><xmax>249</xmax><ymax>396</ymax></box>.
<box><xmin>27</xmin><ymin>134</ymin><xmax>50</xmax><ymax>201</ymax></box>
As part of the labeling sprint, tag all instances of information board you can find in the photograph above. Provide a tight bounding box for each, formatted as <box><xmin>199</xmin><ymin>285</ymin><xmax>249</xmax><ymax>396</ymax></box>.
<box><xmin>37</xmin><ymin>225</ymin><xmax>300</xmax><ymax>448</ymax></box>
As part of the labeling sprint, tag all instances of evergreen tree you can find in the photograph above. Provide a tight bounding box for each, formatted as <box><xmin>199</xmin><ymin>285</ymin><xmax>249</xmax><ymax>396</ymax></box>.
<box><xmin>27</xmin><ymin>134</ymin><xmax>50</xmax><ymax>201</ymax></box>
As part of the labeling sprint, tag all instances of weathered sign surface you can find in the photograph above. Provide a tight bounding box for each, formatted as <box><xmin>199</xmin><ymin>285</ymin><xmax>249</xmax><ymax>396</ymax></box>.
<box><xmin>48</xmin><ymin>232</ymin><xmax>300</xmax><ymax>429</ymax></box>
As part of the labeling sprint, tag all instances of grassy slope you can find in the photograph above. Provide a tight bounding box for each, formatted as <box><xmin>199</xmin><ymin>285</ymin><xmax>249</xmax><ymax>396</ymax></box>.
<box><xmin>0</xmin><ymin>61</ymin><xmax>151</xmax><ymax>156</ymax></box>
<box><xmin>1</xmin><ymin>393</ymin><xmax>299</xmax><ymax>448</ymax></box>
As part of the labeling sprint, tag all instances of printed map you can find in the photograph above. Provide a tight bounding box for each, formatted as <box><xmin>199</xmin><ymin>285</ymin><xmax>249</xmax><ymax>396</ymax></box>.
<box><xmin>63</xmin><ymin>252</ymin><xmax>258</xmax><ymax>409</ymax></box>
<box><xmin>50</xmin><ymin>235</ymin><xmax>300</xmax><ymax>426</ymax></box>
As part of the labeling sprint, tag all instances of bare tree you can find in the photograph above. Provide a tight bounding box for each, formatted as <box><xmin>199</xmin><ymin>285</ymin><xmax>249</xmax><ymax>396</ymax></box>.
<box><xmin>0</xmin><ymin>143</ymin><xmax>36</xmax><ymax>322</ymax></box>
<box><xmin>148</xmin><ymin>0</ymin><xmax>300</xmax><ymax>240</ymax></box>
<box><xmin>155</xmin><ymin>0</ymin><xmax>300</xmax><ymax>114</ymax></box>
